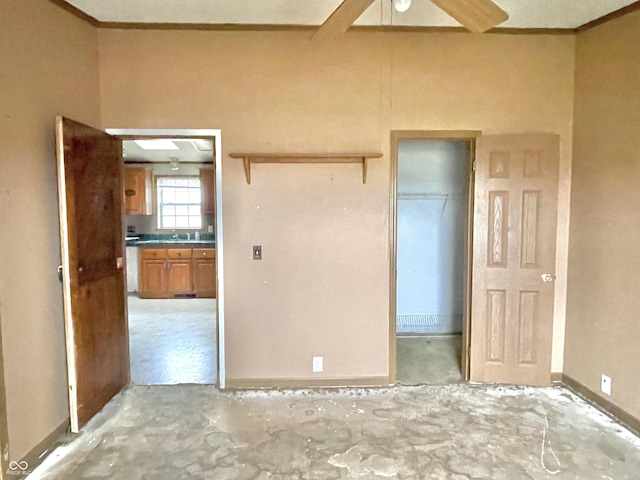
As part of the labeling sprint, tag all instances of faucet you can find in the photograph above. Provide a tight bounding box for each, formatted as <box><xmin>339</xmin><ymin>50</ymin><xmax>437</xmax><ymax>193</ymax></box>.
<box><xmin>172</xmin><ymin>232</ymin><xmax>178</xmax><ymax>240</ymax></box>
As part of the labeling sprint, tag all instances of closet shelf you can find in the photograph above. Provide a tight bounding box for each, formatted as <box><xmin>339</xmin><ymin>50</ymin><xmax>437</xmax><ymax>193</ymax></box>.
<box><xmin>229</xmin><ymin>153</ymin><xmax>383</xmax><ymax>185</ymax></box>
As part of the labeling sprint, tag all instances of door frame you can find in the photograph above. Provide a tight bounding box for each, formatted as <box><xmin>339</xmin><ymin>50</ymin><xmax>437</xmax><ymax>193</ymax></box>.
<box><xmin>389</xmin><ymin>130</ymin><xmax>480</xmax><ymax>384</ymax></box>
<box><xmin>0</xmin><ymin>314</ymin><xmax>8</xmax><ymax>480</ymax></box>
<box><xmin>106</xmin><ymin>128</ymin><xmax>226</xmax><ymax>388</ymax></box>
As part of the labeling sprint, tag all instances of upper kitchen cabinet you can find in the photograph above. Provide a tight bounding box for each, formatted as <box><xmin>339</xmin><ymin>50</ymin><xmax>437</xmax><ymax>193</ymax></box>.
<box><xmin>124</xmin><ymin>167</ymin><xmax>152</xmax><ymax>215</ymax></box>
<box><xmin>200</xmin><ymin>168</ymin><xmax>215</xmax><ymax>215</ymax></box>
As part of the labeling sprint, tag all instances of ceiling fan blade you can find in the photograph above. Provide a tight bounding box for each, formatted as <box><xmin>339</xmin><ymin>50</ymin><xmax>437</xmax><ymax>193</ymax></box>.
<box><xmin>430</xmin><ymin>0</ymin><xmax>509</xmax><ymax>33</ymax></box>
<box><xmin>312</xmin><ymin>0</ymin><xmax>376</xmax><ymax>41</ymax></box>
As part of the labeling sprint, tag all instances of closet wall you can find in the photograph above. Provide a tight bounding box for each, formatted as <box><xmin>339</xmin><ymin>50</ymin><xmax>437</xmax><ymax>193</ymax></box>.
<box><xmin>396</xmin><ymin>140</ymin><xmax>469</xmax><ymax>335</ymax></box>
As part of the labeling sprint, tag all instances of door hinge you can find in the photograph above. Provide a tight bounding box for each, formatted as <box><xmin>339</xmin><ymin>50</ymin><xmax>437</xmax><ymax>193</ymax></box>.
<box><xmin>472</xmin><ymin>160</ymin><xmax>477</xmax><ymax>171</ymax></box>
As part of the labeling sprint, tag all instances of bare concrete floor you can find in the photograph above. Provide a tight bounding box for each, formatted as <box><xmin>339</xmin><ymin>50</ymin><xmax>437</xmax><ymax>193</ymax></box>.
<box><xmin>397</xmin><ymin>336</ymin><xmax>463</xmax><ymax>386</ymax></box>
<box><xmin>127</xmin><ymin>296</ymin><xmax>217</xmax><ymax>385</ymax></box>
<box><xmin>30</xmin><ymin>384</ymin><xmax>640</xmax><ymax>479</ymax></box>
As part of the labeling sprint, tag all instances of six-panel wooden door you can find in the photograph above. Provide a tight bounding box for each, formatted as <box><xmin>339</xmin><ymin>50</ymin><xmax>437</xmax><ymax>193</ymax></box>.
<box><xmin>470</xmin><ymin>134</ymin><xmax>560</xmax><ymax>386</ymax></box>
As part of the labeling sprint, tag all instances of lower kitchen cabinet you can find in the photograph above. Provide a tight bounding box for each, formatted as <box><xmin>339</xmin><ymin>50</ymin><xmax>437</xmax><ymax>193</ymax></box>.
<box><xmin>139</xmin><ymin>260</ymin><xmax>167</xmax><ymax>296</ymax></box>
<box><xmin>167</xmin><ymin>249</ymin><xmax>193</xmax><ymax>295</ymax></box>
<box><xmin>192</xmin><ymin>248</ymin><xmax>216</xmax><ymax>298</ymax></box>
<box><xmin>139</xmin><ymin>247</ymin><xmax>215</xmax><ymax>299</ymax></box>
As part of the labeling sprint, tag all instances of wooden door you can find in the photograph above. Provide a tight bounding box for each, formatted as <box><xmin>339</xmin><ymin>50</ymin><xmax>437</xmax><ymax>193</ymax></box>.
<box><xmin>470</xmin><ymin>134</ymin><xmax>559</xmax><ymax>386</ymax></box>
<box><xmin>56</xmin><ymin>116</ymin><xmax>129</xmax><ymax>432</ymax></box>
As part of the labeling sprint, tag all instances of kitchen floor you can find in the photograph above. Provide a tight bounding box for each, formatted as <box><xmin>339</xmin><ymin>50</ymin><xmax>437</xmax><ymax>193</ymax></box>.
<box><xmin>29</xmin><ymin>384</ymin><xmax>640</xmax><ymax>479</ymax></box>
<box><xmin>397</xmin><ymin>335</ymin><xmax>463</xmax><ymax>385</ymax></box>
<box><xmin>128</xmin><ymin>295</ymin><xmax>217</xmax><ymax>385</ymax></box>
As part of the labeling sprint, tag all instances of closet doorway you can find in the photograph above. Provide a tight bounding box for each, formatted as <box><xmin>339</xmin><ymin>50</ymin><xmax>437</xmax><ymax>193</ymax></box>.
<box><xmin>390</xmin><ymin>131</ymin><xmax>476</xmax><ymax>386</ymax></box>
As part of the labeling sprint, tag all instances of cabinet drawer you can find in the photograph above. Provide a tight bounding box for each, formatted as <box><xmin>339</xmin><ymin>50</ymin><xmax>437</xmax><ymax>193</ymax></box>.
<box><xmin>141</xmin><ymin>248</ymin><xmax>167</xmax><ymax>260</ymax></box>
<box><xmin>193</xmin><ymin>248</ymin><xmax>215</xmax><ymax>259</ymax></box>
<box><xmin>168</xmin><ymin>248</ymin><xmax>192</xmax><ymax>259</ymax></box>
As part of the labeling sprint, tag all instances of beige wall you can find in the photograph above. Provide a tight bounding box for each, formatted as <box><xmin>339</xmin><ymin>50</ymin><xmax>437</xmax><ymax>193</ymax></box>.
<box><xmin>0</xmin><ymin>0</ymin><xmax>101</xmax><ymax>459</ymax></box>
<box><xmin>98</xmin><ymin>29</ymin><xmax>575</xmax><ymax>382</ymax></box>
<box><xmin>565</xmin><ymin>12</ymin><xmax>640</xmax><ymax>418</ymax></box>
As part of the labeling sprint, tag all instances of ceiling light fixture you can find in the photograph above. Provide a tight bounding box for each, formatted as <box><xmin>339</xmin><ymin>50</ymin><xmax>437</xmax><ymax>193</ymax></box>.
<box><xmin>392</xmin><ymin>0</ymin><xmax>411</xmax><ymax>13</ymax></box>
<box><xmin>169</xmin><ymin>158</ymin><xmax>180</xmax><ymax>171</ymax></box>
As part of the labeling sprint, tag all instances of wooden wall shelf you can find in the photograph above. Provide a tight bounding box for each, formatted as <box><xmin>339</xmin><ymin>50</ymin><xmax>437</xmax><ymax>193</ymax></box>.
<box><xmin>229</xmin><ymin>153</ymin><xmax>383</xmax><ymax>184</ymax></box>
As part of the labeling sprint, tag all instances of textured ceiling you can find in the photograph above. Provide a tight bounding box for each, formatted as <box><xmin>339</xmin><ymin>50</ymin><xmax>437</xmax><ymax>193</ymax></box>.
<box><xmin>64</xmin><ymin>0</ymin><xmax>636</xmax><ymax>29</ymax></box>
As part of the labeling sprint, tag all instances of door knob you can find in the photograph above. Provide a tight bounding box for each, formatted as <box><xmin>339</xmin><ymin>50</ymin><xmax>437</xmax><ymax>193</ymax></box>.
<box><xmin>541</xmin><ymin>274</ymin><xmax>555</xmax><ymax>283</ymax></box>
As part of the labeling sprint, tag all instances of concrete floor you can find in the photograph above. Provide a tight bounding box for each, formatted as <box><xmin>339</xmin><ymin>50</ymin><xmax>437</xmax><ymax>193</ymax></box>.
<box><xmin>29</xmin><ymin>384</ymin><xmax>640</xmax><ymax>479</ymax></box>
<box><xmin>128</xmin><ymin>296</ymin><xmax>217</xmax><ymax>385</ymax></box>
<box><xmin>397</xmin><ymin>336</ymin><xmax>463</xmax><ymax>386</ymax></box>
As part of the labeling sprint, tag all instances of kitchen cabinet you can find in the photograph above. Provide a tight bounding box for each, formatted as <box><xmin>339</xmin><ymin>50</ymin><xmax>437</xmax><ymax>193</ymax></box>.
<box><xmin>124</xmin><ymin>167</ymin><xmax>152</xmax><ymax>215</ymax></box>
<box><xmin>139</xmin><ymin>260</ymin><xmax>167</xmax><ymax>297</ymax></box>
<box><xmin>200</xmin><ymin>168</ymin><xmax>215</xmax><ymax>215</ymax></box>
<box><xmin>167</xmin><ymin>249</ymin><xmax>193</xmax><ymax>295</ymax></box>
<box><xmin>139</xmin><ymin>248</ymin><xmax>193</xmax><ymax>298</ymax></box>
<box><xmin>139</xmin><ymin>247</ymin><xmax>215</xmax><ymax>298</ymax></box>
<box><xmin>192</xmin><ymin>248</ymin><xmax>216</xmax><ymax>298</ymax></box>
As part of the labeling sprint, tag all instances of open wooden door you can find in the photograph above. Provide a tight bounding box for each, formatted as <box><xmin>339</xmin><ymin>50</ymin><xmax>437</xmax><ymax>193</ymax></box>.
<box><xmin>56</xmin><ymin>117</ymin><xmax>129</xmax><ymax>432</ymax></box>
<box><xmin>470</xmin><ymin>134</ymin><xmax>559</xmax><ymax>386</ymax></box>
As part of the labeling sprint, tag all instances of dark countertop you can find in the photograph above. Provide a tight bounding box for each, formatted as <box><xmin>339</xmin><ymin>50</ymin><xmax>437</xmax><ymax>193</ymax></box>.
<box><xmin>126</xmin><ymin>238</ymin><xmax>215</xmax><ymax>248</ymax></box>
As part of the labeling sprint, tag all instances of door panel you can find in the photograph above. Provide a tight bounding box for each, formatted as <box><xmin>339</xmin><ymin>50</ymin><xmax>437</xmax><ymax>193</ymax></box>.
<box><xmin>193</xmin><ymin>259</ymin><xmax>216</xmax><ymax>298</ymax></box>
<box><xmin>168</xmin><ymin>261</ymin><xmax>193</xmax><ymax>294</ymax></box>
<box><xmin>56</xmin><ymin>116</ymin><xmax>129</xmax><ymax>431</ymax></box>
<box><xmin>470</xmin><ymin>134</ymin><xmax>559</xmax><ymax>386</ymax></box>
<box><xmin>140</xmin><ymin>260</ymin><xmax>167</xmax><ymax>297</ymax></box>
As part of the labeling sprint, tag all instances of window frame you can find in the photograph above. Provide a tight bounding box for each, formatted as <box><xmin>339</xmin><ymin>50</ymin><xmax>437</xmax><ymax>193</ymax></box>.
<box><xmin>155</xmin><ymin>175</ymin><xmax>203</xmax><ymax>230</ymax></box>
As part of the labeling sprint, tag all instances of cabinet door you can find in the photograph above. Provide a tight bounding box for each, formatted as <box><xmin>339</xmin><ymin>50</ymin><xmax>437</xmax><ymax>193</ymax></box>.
<box><xmin>167</xmin><ymin>261</ymin><xmax>192</xmax><ymax>294</ymax></box>
<box><xmin>200</xmin><ymin>168</ymin><xmax>215</xmax><ymax>215</ymax></box>
<box><xmin>124</xmin><ymin>168</ymin><xmax>151</xmax><ymax>215</ymax></box>
<box><xmin>193</xmin><ymin>259</ymin><xmax>216</xmax><ymax>298</ymax></box>
<box><xmin>139</xmin><ymin>260</ymin><xmax>167</xmax><ymax>298</ymax></box>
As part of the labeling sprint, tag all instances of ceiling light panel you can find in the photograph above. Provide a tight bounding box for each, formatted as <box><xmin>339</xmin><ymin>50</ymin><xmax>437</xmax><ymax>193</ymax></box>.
<box><xmin>134</xmin><ymin>139</ymin><xmax>179</xmax><ymax>150</ymax></box>
<box><xmin>190</xmin><ymin>139</ymin><xmax>214</xmax><ymax>152</ymax></box>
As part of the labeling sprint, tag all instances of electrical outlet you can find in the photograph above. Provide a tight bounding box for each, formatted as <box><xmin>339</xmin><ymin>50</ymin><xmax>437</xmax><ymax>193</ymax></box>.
<box><xmin>312</xmin><ymin>356</ymin><xmax>323</xmax><ymax>373</ymax></box>
<box><xmin>207</xmin><ymin>225</ymin><xmax>214</xmax><ymax>233</ymax></box>
<box><xmin>601</xmin><ymin>374</ymin><xmax>612</xmax><ymax>396</ymax></box>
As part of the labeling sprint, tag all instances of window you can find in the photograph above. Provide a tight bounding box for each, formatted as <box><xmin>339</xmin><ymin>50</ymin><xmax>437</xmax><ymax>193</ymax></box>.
<box><xmin>157</xmin><ymin>177</ymin><xmax>202</xmax><ymax>229</ymax></box>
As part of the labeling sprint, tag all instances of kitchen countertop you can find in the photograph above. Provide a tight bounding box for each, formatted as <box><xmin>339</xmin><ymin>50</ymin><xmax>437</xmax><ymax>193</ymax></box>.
<box><xmin>126</xmin><ymin>237</ymin><xmax>215</xmax><ymax>248</ymax></box>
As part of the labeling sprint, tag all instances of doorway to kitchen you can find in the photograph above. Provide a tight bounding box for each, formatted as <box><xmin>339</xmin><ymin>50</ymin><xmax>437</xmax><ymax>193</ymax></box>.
<box><xmin>390</xmin><ymin>131</ymin><xmax>476</xmax><ymax>386</ymax></box>
<box><xmin>110</xmin><ymin>129</ymin><xmax>224</xmax><ymax>387</ymax></box>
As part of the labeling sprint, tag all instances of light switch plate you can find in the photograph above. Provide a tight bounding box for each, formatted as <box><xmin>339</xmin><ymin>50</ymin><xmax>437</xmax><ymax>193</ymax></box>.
<box><xmin>253</xmin><ymin>245</ymin><xmax>262</xmax><ymax>260</ymax></box>
<box><xmin>312</xmin><ymin>356</ymin><xmax>323</xmax><ymax>373</ymax></box>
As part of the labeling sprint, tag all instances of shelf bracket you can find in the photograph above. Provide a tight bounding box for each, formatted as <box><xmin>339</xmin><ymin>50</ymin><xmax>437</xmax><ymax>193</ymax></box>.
<box><xmin>243</xmin><ymin>157</ymin><xmax>251</xmax><ymax>185</ymax></box>
<box><xmin>362</xmin><ymin>157</ymin><xmax>368</xmax><ymax>184</ymax></box>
